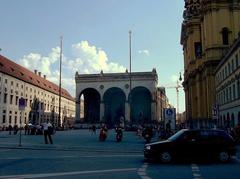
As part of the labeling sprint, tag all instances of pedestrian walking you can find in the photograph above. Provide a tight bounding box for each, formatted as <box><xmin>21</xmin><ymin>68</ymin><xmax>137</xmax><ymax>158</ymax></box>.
<box><xmin>8</xmin><ymin>125</ymin><xmax>13</xmax><ymax>135</ymax></box>
<box><xmin>42</xmin><ymin>120</ymin><xmax>53</xmax><ymax>144</ymax></box>
<box><xmin>24</xmin><ymin>124</ymin><xmax>29</xmax><ymax>135</ymax></box>
<box><xmin>92</xmin><ymin>124</ymin><xmax>96</xmax><ymax>135</ymax></box>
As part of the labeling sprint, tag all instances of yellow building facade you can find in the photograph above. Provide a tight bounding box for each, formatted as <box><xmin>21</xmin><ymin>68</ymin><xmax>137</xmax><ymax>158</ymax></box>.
<box><xmin>181</xmin><ymin>0</ymin><xmax>240</xmax><ymax>127</ymax></box>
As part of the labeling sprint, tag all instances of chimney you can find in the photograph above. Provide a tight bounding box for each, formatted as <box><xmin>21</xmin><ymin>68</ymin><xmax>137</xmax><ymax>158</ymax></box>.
<box><xmin>34</xmin><ymin>69</ymin><xmax>37</xmax><ymax>74</ymax></box>
<box><xmin>38</xmin><ymin>72</ymin><xmax>41</xmax><ymax>77</ymax></box>
<box><xmin>43</xmin><ymin>75</ymin><xmax>46</xmax><ymax>79</ymax></box>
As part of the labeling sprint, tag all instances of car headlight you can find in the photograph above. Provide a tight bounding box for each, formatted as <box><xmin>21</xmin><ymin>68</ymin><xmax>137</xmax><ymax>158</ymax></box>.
<box><xmin>145</xmin><ymin>145</ymin><xmax>151</xmax><ymax>150</ymax></box>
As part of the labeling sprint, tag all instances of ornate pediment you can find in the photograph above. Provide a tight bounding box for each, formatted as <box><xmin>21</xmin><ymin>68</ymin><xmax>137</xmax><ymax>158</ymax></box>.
<box><xmin>184</xmin><ymin>0</ymin><xmax>201</xmax><ymax>19</ymax></box>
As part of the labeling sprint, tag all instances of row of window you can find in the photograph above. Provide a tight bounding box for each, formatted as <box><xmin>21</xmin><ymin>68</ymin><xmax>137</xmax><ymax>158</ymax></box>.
<box><xmin>1</xmin><ymin>110</ymin><xmax>27</xmax><ymax>124</ymax></box>
<box><xmin>0</xmin><ymin>77</ymin><xmax>57</xmax><ymax>98</ymax></box>
<box><xmin>0</xmin><ymin>76</ymin><xmax>69</xmax><ymax>97</ymax></box>
<box><xmin>1</xmin><ymin>113</ymin><xmax>60</xmax><ymax>125</ymax></box>
<box><xmin>216</xmin><ymin>79</ymin><xmax>240</xmax><ymax>105</ymax></box>
<box><xmin>0</xmin><ymin>95</ymin><xmax>64</xmax><ymax>112</ymax></box>
<box><xmin>216</xmin><ymin>50</ymin><xmax>240</xmax><ymax>84</ymax></box>
<box><xmin>217</xmin><ymin>112</ymin><xmax>240</xmax><ymax>128</ymax></box>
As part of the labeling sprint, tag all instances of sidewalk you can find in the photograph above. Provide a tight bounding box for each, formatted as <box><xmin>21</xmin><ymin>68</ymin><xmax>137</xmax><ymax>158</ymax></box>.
<box><xmin>0</xmin><ymin>130</ymin><xmax>144</xmax><ymax>153</ymax></box>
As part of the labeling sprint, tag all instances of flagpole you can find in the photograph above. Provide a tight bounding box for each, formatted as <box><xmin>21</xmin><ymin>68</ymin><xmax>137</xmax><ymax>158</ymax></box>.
<box><xmin>129</xmin><ymin>30</ymin><xmax>132</xmax><ymax>126</ymax></box>
<box><xmin>58</xmin><ymin>36</ymin><xmax>63</xmax><ymax>128</ymax></box>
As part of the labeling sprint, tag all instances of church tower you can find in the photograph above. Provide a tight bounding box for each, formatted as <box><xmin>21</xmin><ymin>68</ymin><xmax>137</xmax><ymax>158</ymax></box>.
<box><xmin>181</xmin><ymin>0</ymin><xmax>240</xmax><ymax>127</ymax></box>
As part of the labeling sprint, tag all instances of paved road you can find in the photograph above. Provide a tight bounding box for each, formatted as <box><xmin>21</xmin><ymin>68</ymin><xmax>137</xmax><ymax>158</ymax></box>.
<box><xmin>0</xmin><ymin>129</ymin><xmax>240</xmax><ymax>179</ymax></box>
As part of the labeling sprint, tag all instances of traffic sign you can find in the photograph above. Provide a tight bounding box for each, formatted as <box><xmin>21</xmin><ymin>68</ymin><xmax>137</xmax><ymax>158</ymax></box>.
<box><xmin>19</xmin><ymin>97</ymin><xmax>26</xmax><ymax>111</ymax></box>
<box><xmin>164</xmin><ymin>108</ymin><xmax>176</xmax><ymax>130</ymax></box>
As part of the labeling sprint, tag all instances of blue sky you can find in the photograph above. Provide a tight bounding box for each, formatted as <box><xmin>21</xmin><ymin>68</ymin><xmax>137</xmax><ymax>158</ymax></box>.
<box><xmin>0</xmin><ymin>0</ymin><xmax>185</xmax><ymax>113</ymax></box>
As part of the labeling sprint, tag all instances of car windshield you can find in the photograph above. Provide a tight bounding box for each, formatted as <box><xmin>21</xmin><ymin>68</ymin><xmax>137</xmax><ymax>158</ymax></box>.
<box><xmin>168</xmin><ymin>129</ymin><xmax>185</xmax><ymax>141</ymax></box>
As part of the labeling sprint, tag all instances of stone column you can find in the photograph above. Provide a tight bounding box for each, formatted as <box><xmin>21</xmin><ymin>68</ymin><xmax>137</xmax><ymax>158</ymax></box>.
<box><xmin>151</xmin><ymin>101</ymin><xmax>156</xmax><ymax>121</ymax></box>
<box><xmin>100</xmin><ymin>101</ymin><xmax>105</xmax><ymax>122</ymax></box>
<box><xmin>125</xmin><ymin>101</ymin><xmax>130</xmax><ymax>122</ymax></box>
<box><xmin>75</xmin><ymin>100</ymin><xmax>80</xmax><ymax>122</ymax></box>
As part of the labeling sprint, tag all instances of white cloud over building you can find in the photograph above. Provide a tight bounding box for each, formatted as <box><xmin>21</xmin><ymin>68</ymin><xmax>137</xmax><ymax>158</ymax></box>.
<box><xmin>19</xmin><ymin>41</ymin><xmax>126</xmax><ymax>97</ymax></box>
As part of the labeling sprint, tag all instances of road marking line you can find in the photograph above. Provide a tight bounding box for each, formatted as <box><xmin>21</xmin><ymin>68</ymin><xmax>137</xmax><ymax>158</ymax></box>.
<box><xmin>0</xmin><ymin>154</ymin><xmax>142</xmax><ymax>160</ymax></box>
<box><xmin>141</xmin><ymin>176</ymin><xmax>151</xmax><ymax>179</ymax></box>
<box><xmin>0</xmin><ymin>168</ymin><xmax>137</xmax><ymax>179</ymax></box>
<box><xmin>81</xmin><ymin>154</ymin><xmax>143</xmax><ymax>158</ymax></box>
<box><xmin>137</xmin><ymin>162</ymin><xmax>152</xmax><ymax>179</ymax></box>
<box><xmin>138</xmin><ymin>171</ymin><xmax>146</xmax><ymax>176</ymax></box>
<box><xmin>138</xmin><ymin>168</ymin><xmax>146</xmax><ymax>172</ymax></box>
<box><xmin>142</xmin><ymin>165</ymin><xmax>148</xmax><ymax>168</ymax></box>
<box><xmin>0</xmin><ymin>149</ymin><xmax>11</xmax><ymax>152</ymax></box>
<box><xmin>191</xmin><ymin>164</ymin><xmax>202</xmax><ymax>179</ymax></box>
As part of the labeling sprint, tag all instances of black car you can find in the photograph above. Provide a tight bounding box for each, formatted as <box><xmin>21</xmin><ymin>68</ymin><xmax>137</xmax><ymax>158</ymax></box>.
<box><xmin>144</xmin><ymin>129</ymin><xmax>237</xmax><ymax>163</ymax></box>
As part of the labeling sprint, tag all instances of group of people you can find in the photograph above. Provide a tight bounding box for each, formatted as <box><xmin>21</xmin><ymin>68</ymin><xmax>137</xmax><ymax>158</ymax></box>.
<box><xmin>6</xmin><ymin>120</ymin><xmax>55</xmax><ymax>144</ymax></box>
<box><xmin>88</xmin><ymin>124</ymin><xmax>123</xmax><ymax>142</ymax></box>
<box><xmin>8</xmin><ymin>124</ymin><xmax>19</xmax><ymax>135</ymax></box>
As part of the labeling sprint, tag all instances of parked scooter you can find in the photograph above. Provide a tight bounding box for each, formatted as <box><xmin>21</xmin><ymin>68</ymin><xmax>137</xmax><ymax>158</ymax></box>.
<box><xmin>116</xmin><ymin>127</ymin><xmax>123</xmax><ymax>142</ymax></box>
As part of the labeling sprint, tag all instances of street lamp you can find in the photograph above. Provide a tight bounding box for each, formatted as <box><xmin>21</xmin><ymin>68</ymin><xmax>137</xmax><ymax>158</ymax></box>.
<box><xmin>179</xmin><ymin>72</ymin><xmax>182</xmax><ymax>81</ymax></box>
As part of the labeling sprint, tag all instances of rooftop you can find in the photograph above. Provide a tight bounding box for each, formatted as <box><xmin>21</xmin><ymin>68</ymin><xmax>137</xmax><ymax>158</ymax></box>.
<box><xmin>0</xmin><ymin>55</ymin><xmax>74</xmax><ymax>101</ymax></box>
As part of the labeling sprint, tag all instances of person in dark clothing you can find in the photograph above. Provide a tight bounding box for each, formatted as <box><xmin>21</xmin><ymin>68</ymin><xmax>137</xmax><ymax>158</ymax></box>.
<box><xmin>92</xmin><ymin>124</ymin><xmax>96</xmax><ymax>134</ymax></box>
<box><xmin>24</xmin><ymin>124</ymin><xmax>29</xmax><ymax>135</ymax></box>
<box><xmin>166</xmin><ymin>120</ymin><xmax>172</xmax><ymax>138</ymax></box>
<box><xmin>13</xmin><ymin>125</ymin><xmax>18</xmax><ymax>135</ymax></box>
<box><xmin>8</xmin><ymin>125</ymin><xmax>13</xmax><ymax>135</ymax></box>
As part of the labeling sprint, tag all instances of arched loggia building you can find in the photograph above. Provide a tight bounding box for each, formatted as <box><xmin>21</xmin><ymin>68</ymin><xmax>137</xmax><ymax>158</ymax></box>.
<box><xmin>75</xmin><ymin>69</ymin><xmax>159</xmax><ymax>126</ymax></box>
<box><xmin>130</xmin><ymin>86</ymin><xmax>152</xmax><ymax>124</ymax></box>
<box><xmin>103</xmin><ymin>87</ymin><xmax>126</xmax><ymax>128</ymax></box>
<box><xmin>78</xmin><ymin>88</ymin><xmax>100</xmax><ymax>123</ymax></box>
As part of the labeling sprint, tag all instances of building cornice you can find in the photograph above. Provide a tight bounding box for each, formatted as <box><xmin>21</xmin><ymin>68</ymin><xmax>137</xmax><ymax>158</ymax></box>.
<box><xmin>75</xmin><ymin>71</ymin><xmax>158</xmax><ymax>83</ymax></box>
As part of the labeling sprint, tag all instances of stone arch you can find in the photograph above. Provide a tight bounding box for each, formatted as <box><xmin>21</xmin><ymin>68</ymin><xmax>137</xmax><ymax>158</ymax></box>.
<box><xmin>79</xmin><ymin>88</ymin><xmax>100</xmax><ymax>123</ymax></box>
<box><xmin>103</xmin><ymin>87</ymin><xmax>126</xmax><ymax>128</ymax></box>
<box><xmin>129</xmin><ymin>86</ymin><xmax>152</xmax><ymax>124</ymax></box>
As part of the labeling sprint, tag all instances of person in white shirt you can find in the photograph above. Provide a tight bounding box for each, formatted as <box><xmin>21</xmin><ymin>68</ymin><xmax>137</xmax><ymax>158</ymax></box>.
<box><xmin>42</xmin><ymin>120</ymin><xmax>53</xmax><ymax>144</ymax></box>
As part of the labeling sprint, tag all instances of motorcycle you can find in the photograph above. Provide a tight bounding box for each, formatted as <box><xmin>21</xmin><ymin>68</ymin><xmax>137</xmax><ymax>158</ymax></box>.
<box><xmin>142</xmin><ymin>127</ymin><xmax>153</xmax><ymax>143</ymax></box>
<box><xmin>99</xmin><ymin>128</ymin><xmax>107</xmax><ymax>141</ymax></box>
<box><xmin>144</xmin><ymin>133</ymin><xmax>152</xmax><ymax>143</ymax></box>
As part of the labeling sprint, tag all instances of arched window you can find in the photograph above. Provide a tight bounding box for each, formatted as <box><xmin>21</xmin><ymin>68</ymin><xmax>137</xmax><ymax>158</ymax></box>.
<box><xmin>222</xmin><ymin>27</ymin><xmax>229</xmax><ymax>45</ymax></box>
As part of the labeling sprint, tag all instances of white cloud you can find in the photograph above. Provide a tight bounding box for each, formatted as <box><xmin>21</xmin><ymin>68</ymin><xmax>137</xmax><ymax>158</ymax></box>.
<box><xmin>19</xmin><ymin>47</ymin><xmax>60</xmax><ymax>77</ymax></box>
<box><xmin>69</xmin><ymin>41</ymin><xmax>125</xmax><ymax>73</ymax></box>
<box><xmin>138</xmin><ymin>49</ymin><xmax>150</xmax><ymax>56</ymax></box>
<box><xmin>19</xmin><ymin>41</ymin><xmax>126</xmax><ymax>97</ymax></box>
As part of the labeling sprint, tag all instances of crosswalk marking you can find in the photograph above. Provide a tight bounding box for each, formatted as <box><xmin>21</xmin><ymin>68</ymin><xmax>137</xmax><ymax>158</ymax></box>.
<box><xmin>191</xmin><ymin>164</ymin><xmax>202</xmax><ymax>179</ymax></box>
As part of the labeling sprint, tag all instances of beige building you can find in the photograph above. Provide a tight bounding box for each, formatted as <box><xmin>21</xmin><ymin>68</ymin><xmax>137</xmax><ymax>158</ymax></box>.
<box><xmin>215</xmin><ymin>36</ymin><xmax>240</xmax><ymax>128</ymax></box>
<box><xmin>0</xmin><ymin>55</ymin><xmax>75</xmax><ymax>129</ymax></box>
<box><xmin>75</xmin><ymin>69</ymin><xmax>166</xmax><ymax>127</ymax></box>
<box><xmin>181</xmin><ymin>0</ymin><xmax>240</xmax><ymax>128</ymax></box>
<box><xmin>156</xmin><ymin>87</ymin><xmax>169</xmax><ymax>122</ymax></box>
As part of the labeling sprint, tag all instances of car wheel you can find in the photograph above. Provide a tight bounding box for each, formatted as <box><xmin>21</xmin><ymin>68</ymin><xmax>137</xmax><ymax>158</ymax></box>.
<box><xmin>218</xmin><ymin>151</ymin><xmax>230</xmax><ymax>162</ymax></box>
<box><xmin>160</xmin><ymin>151</ymin><xmax>172</xmax><ymax>163</ymax></box>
